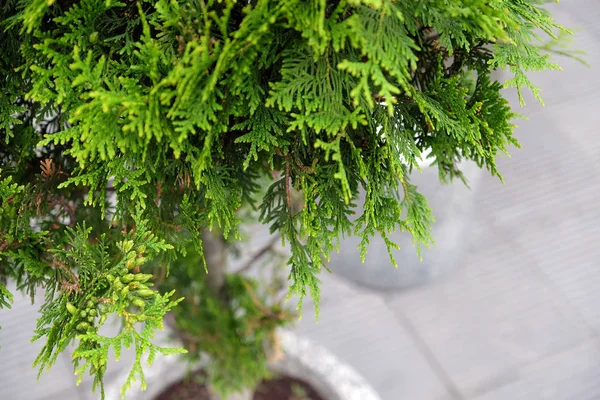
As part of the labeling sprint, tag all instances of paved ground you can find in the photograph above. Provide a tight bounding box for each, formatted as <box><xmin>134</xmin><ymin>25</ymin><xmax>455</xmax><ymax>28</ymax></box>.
<box><xmin>1</xmin><ymin>1</ymin><xmax>599</xmax><ymax>399</ymax></box>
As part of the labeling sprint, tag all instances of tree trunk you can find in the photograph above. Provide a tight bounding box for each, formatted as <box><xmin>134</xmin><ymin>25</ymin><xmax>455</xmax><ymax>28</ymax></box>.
<box><xmin>202</xmin><ymin>229</ymin><xmax>227</xmax><ymax>301</ymax></box>
<box><xmin>201</xmin><ymin>230</ymin><xmax>253</xmax><ymax>400</ymax></box>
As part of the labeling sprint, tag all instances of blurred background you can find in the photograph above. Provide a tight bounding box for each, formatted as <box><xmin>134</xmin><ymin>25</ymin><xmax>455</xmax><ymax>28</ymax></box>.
<box><xmin>1</xmin><ymin>1</ymin><xmax>598</xmax><ymax>399</ymax></box>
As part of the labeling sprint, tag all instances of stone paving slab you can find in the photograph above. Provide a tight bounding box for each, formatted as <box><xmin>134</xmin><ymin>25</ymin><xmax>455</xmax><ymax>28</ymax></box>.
<box><xmin>473</xmin><ymin>120</ymin><xmax>599</xmax><ymax>241</ymax></box>
<box><xmin>508</xmin><ymin>209</ymin><xmax>600</xmax><ymax>335</ymax></box>
<box><xmin>293</xmin><ymin>272</ymin><xmax>450</xmax><ymax>400</ymax></box>
<box><xmin>472</xmin><ymin>340</ymin><xmax>600</xmax><ymax>400</ymax></box>
<box><xmin>386</xmin><ymin>222</ymin><xmax>592</xmax><ymax>398</ymax></box>
<box><xmin>542</xmin><ymin>96</ymin><xmax>600</xmax><ymax>164</ymax></box>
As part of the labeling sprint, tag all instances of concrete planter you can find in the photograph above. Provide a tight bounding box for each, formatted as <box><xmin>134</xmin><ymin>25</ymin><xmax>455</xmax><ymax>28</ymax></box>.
<box><xmin>104</xmin><ymin>329</ymin><xmax>381</xmax><ymax>400</ymax></box>
<box><xmin>328</xmin><ymin>156</ymin><xmax>484</xmax><ymax>291</ymax></box>
<box><xmin>271</xmin><ymin>330</ymin><xmax>381</xmax><ymax>400</ymax></box>
<box><xmin>328</xmin><ymin>70</ymin><xmax>510</xmax><ymax>291</ymax></box>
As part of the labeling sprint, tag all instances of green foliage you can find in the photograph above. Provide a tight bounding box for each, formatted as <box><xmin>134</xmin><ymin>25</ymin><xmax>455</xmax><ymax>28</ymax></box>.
<box><xmin>0</xmin><ymin>280</ymin><xmax>13</xmax><ymax>331</ymax></box>
<box><xmin>30</xmin><ymin>219</ymin><xmax>184</xmax><ymax>398</ymax></box>
<box><xmin>0</xmin><ymin>0</ymin><xmax>573</xmax><ymax>398</ymax></box>
<box><xmin>155</xmin><ymin>242</ymin><xmax>294</xmax><ymax>397</ymax></box>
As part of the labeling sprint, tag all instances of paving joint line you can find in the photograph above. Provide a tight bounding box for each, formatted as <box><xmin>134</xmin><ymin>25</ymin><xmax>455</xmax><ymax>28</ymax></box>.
<box><xmin>467</xmin><ymin>337</ymin><xmax>600</xmax><ymax>399</ymax></box>
<box><xmin>382</xmin><ymin>295</ymin><xmax>467</xmax><ymax>400</ymax></box>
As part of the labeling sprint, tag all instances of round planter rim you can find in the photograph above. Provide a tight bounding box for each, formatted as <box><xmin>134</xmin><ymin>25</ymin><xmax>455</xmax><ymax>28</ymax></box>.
<box><xmin>104</xmin><ymin>328</ymin><xmax>382</xmax><ymax>400</ymax></box>
<box><xmin>272</xmin><ymin>329</ymin><xmax>381</xmax><ymax>400</ymax></box>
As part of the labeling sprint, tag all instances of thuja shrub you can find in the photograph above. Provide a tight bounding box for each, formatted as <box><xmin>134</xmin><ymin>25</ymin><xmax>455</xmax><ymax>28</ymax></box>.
<box><xmin>0</xmin><ymin>0</ymin><xmax>571</xmax><ymax>398</ymax></box>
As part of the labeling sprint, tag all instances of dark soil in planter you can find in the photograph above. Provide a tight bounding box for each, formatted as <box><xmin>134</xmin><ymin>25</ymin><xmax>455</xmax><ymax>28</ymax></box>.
<box><xmin>154</xmin><ymin>371</ymin><xmax>210</xmax><ymax>400</ymax></box>
<box><xmin>154</xmin><ymin>371</ymin><xmax>326</xmax><ymax>400</ymax></box>
<box><xmin>253</xmin><ymin>376</ymin><xmax>325</xmax><ymax>400</ymax></box>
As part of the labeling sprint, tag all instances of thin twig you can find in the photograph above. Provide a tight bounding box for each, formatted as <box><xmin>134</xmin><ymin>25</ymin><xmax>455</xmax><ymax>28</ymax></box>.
<box><xmin>240</xmin><ymin>280</ymin><xmax>293</xmax><ymax>323</ymax></box>
<box><xmin>234</xmin><ymin>234</ymin><xmax>280</xmax><ymax>275</ymax></box>
<box><xmin>285</xmin><ymin>158</ymin><xmax>292</xmax><ymax>213</ymax></box>
<box><xmin>48</xmin><ymin>196</ymin><xmax>76</xmax><ymax>227</ymax></box>
<box><xmin>53</xmin><ymin>259</ymin><xmax>78</xmax><ymax>283</ymax></box>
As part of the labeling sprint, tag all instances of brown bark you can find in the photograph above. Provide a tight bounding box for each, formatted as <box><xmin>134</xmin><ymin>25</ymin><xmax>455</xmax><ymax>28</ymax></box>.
<box><xmin>201</xmin><ymin>229</ymin><xmax>227</xmax><ymax>301</ymax></box>
<box><xmin>200</xmin><ymin>230</ymin><xmax>253</xmax><ymax>400</ymax></box>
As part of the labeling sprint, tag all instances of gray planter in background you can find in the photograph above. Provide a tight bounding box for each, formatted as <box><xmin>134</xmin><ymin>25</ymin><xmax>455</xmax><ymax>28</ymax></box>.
<box><xmin>328</xmin><ymin>158</ymin><xmax>484</xmax><ymax>291</ymax></box>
